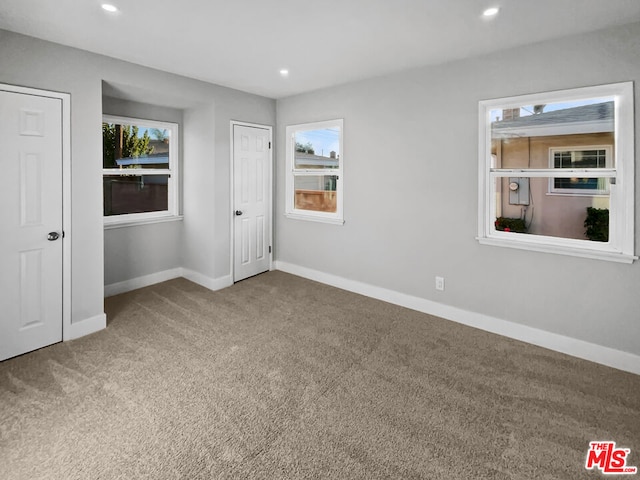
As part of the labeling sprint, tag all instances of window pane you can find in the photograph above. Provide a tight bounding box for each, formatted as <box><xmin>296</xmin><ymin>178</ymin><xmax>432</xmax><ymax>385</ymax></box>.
<box><xmin>553</xmin><ymin>177</ymin><xmax>604</xmax><ymax>190</ymax></box>
<box><xmin>294</xmin><ymin>128</ymin><xmax>340</xmax><ymax>169</ymax></box>
<box><xmin>103</xmin><ymin>122</ymin><xmax>171</xmax><ymax>169</ymax></box>
<box><xmin>103</xmin><ymin>175</ymin><xmax>169</xmax><ymax>216</ymax></box>
<box><xmin>495</xmin><ymin>177</ymin><xmax>610</xmax><ymax>241</ymax></box>
<box><xmin>491</xmin><ymin>98</ymin><xmax>615</xmax><ymax>170</ymax></box>
<box><xmin>550</xmin><ymin>148</ymin><xmax>610</xmax><ymax>193</ymax></box>
<box><xmin>294</xmin><ymin>175</ymin><xmax>338</xmax><ymax>213</ymax></box>
<box><xmin>554</xmin><ymin>149</ymin><xmax>607</xmax><ymax>169</ymax></box>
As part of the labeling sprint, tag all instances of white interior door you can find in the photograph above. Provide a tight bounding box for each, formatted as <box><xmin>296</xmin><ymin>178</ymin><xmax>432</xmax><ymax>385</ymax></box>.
<box><xmin>0</xmin><ymin>90</ymin><xmax>63</xmax><ymax>361</ymax></box>
<box><xmin>233</xmin><ymin>124</ymin><xmax>271</xmax><ymax>282</ymax></box>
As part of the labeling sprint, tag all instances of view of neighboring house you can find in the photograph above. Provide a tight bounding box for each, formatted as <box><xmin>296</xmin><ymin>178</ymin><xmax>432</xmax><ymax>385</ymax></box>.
<box><xmin>116</xmin><ymin>139</ymin><xmax>170</xmax><ymax>168</ymax></box>
<box><xmin>294</xmin><ymin>150</ymin><xmax>339</xmax><ymax>213</ymax></box>
<box><xmin>491</xmin><ymin>101</ymin><xmax>614</xmax><ymax>240</ymax></box>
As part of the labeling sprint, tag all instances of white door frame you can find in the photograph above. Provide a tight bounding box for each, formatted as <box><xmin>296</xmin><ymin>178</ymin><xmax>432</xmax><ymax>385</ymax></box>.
<box><xmin>1</xmin><ymin>83</ymin><xmax>72</xmax><ymax>341</ymax></box>
<box><xmin>229</xmin><ymin>121</ymin><xmax>273</xmax><ymax>281</ymax></box>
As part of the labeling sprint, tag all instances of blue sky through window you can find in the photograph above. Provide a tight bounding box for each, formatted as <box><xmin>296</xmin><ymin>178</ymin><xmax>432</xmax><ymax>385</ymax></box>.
<box><xmin>137</xmin><ymin>127</ymin><xmax>170</xmax><ymax>140</ymax></box>
<box><xmin>295</xmin><ymin>127</ymin><xmax>340</xmax><ymax>158</ymax></box>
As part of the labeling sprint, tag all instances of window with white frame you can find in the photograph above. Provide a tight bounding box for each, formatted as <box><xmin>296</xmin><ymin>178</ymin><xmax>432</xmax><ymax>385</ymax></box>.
<box><xmin>102</xmin><ymin>115</ymin><xmax>179</xmax><ymax>225</ymax></box>
<box><xmin>478</xmin><ymin>82</ymin><xmax>635</xmax><ymax>263</ymax></box>
<box><xmin>549</xmin><ymin>146</ymin><xmax>612</xmax><ymax>195</ymax></box>
<box><xmin>285</xmin><ymin>119</ymin><xmax>344</xmax><ymax>224</ymax></box>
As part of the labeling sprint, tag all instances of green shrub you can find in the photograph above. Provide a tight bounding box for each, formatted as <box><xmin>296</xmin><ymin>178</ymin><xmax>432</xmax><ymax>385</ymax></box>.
<box><xmin>584</xmin><ymin>207</ymin><xmax>609</xmax><ymax>242</ymax></box>
<box><xmin>494</xmin><ymin>217</ymin><xmax>527</xmax><ymax>233</ymax></box>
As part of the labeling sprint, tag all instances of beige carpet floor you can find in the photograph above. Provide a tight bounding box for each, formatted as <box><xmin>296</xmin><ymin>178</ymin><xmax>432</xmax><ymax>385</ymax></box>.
<box><xmin>1</xmin><ymin>271</ymin><xmax>639</xmax><ymax>479</ymax></box>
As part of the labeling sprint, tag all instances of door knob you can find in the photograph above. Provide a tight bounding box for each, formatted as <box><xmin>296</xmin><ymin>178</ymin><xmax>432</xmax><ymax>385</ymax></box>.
<box><xmin>235</xmin><ymin>210</ymin><xmax>243</xmax><ymax>216</ymax></box>
<box><xmin>47</xmin><ymin>232</ymin><xmax>60</xmax><ymax>241</ymax></box>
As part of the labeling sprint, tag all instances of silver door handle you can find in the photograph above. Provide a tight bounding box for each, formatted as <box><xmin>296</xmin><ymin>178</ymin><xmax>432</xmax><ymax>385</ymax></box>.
<box><xmin>47</xmin><ymin>232</ymin><xmax>60</xmax><ymax>241</ymax></box>
<box><xmin>235</xmin><ymin>210</ymin><xmax>243</xmax><ymax>216</ymax></box>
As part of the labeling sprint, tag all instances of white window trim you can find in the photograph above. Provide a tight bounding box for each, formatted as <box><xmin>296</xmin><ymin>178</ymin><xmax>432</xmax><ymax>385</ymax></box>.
<box><xmin>548</xmin><ymin>145</ymin><xmax>612</xmax><ymax>195</ymax></box>
<box><xmin>477</xmin><ymin>82</ymin><xmax>636</xmax><ymax>264</ymax></box>
<box><xmin>102</xmin><ymin>114</ymin><xmax>179</xmax><ymax>226</ymax></box>
<box><xmin>103</xmin><ymin>214</ymin><xmax>184</xmax><ymax>230</ymax></box>
<box><xmin>285</xmin><ymin>119</ymin><xmax>344</xmax><ymax>224</ymax></box>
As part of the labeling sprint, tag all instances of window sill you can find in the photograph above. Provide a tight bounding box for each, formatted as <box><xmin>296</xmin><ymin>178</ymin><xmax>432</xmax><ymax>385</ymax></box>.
<box><xmin>477</xmin><ymin>236</ymin><xmax>637</xmax><ymax>264</ymax></box>
<box><xmin>104</xmin><ymin>215</ymin><xmax>184</xmax><ymax>230</ymax></box>
<box><xmin>285</xmin><ymin>212</ymin><xmax>344</xmax><ymax>225</ymax></box>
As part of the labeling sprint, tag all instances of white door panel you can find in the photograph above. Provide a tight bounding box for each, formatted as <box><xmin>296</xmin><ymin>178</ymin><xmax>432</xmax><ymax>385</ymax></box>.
<box><xmin>0</xmin><ymin>91</ymin><xmax>63</xmax><ymax>361</ymax></box>
<box><xmin>233</xmin><ymin>125</ymin><xmax>271</xmax><ymax>282</ymax></box>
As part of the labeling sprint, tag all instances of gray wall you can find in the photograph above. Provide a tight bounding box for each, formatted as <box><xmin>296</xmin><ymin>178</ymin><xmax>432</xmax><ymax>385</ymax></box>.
<box><xmin>0</xmin><ymin>29</ymin><xmax>275</xmax><ymax>324</ymax></box>
<box><xmin>275</xmin><ymin>22</ymin><xmax>640</xmax><ymax>356</ymax></box>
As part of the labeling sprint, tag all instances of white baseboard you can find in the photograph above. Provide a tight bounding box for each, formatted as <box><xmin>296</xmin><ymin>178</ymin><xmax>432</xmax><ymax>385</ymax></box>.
<box><xmin>274</xmin><ymin>260</ymin><xmax>640</xmax><ymax>376</ymax></box>
<box><xmin>182</xmin><ymin>268</ymin><xmax>233</xmax><ymax>291</ymax></box>
<box><xmin>67</xmin><ymin>270</ymin><xmax>231</xmax><ymax>345</ymax></box>
<box><xmin>104</xmin><ymin>268</ymin><xmax>233</xmax><ymax>298</ymax></box>
<box><xmin>104</xmin><ymin>268</ymin><xmax>183</xmax><ymax>297</ymax></box>
<box><xmin>64</xmin><ymin>313</ymin><xmax>107</xmax><ymax>341</ymax></box>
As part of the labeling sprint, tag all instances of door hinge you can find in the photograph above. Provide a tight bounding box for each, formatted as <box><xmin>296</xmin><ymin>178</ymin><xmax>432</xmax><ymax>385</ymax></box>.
<box><xmin>269</xmin><ymin>141</ymin><xmax>271</xmax><ymax>149</ymax></box>
<box><xmin>269</xmin><ymin>246</ymin><xmax>272</xmax><ymax>253</ymax></box>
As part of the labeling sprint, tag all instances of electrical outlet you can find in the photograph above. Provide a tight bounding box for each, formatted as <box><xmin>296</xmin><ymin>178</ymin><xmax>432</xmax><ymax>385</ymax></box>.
<box><xmin>435</xmin><ymin>276</ymin><xmax>445</xmax><ymax>291</ymax></box>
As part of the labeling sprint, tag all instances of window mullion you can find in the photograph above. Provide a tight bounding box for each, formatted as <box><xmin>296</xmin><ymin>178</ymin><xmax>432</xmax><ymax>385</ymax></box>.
<box><xmin>292</xmin><ymin>169</ymin><xmax>340</xmax><ymax>174</ymax></box>
<box><xmin>103</xmin><ymin>169</ymin><xmax>172</xmax><ymax>175</ymax></box>
<box><xmin>490</xmin><ymin>168</ymin><xmax>616</xmax><ymax>178</ymax></box>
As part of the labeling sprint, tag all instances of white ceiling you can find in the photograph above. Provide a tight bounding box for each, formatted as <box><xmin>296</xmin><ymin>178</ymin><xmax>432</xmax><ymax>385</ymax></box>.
<box><xmin>2</xmin><ymin>0</ymin><xmax>640</xmax><ymax>99</ymax></box>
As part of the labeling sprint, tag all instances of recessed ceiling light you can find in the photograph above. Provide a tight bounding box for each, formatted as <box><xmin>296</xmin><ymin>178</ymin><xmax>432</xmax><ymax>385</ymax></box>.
<box><xmin>101</xmin><ymin>4</ymin><xmax>119</xmax><ymax>13</ymax></box>
<box><xmin>483</xmin><ymin>7</ymin><xmax>500</xmax><ymax>17</ymax></box>
<box><xmin>280</xmin><ymin>69</ymin><xmax>289</xmax><ymax>77</ymax></box>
